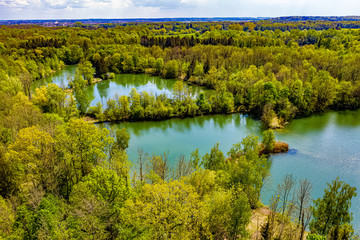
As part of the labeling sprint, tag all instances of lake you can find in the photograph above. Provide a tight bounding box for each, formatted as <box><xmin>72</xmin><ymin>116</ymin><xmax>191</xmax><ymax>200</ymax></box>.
<box><xmin>32</xmin><ymin>65</ymin><xmax>212</xmax><ymax>107</ymax></box>
<box><xmin>100</xmin><ymin>110</ymin><xmax>360</xmax><ymax>229</ymax></box>
<box><xmin>41</xmin><ymin>66</ymin><xmax>360</xmax><ymax>229</ymax></box>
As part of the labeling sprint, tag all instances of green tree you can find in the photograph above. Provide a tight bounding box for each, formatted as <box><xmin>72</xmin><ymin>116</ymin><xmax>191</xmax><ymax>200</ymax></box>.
<box><xmin>33</xmin><ymin>195</ymin><xmax>73</xmax><ymax>239</ymax></box>
<box><xmin>19</xmin><ymin>72</ymin><xmax>33</xmax><ymax>99</ymax></box>
<box><xmin>32</xmin><ymin>83</ymin><xmax>66</xmax><ymax>114</ymax></box>
<box><xmin>207</xmin><ymin>188</ymin><xmax>251</xmax><ymax>239</ymax></box>
<box><xmin>312</xmin><ymin>70</ymin><xmax>338</xmax><ymax>111</ymax></box>
<box><xmin>88</xmin><ymin>102</ymin><xmax>105</xmax><ymax>121</ymax></box>
<box><xmin>196</xmin><ymin>92</ymin><xmax>212</xmax><ymax>114</ymax></box>
<box><xmin>125</xmin><ymin>180</ymin><xmax>207</xmax><ymax>239</ymax></box>
<box><xmin>154</xmin><ymin>58</ymin><xmax>164</xmax><ymax>75</ymax></box>
<box><xmin>72</xmin><ymin>72</ymin><xmax>90</xmax><ymax>115</ymax></box>
<box><xmin>63</xmin><ymin>93</ymin><xmax>79</xmax><ymax>121</ymax></box>
<box><xmin>113</xmin><ymin>128</ymin><xmax>130</xmax><ymax>151</ymax></box>
<box><xmin>146</xmin><ymin>152</ymin><xmax>170</xmax><ymax>182</ymax></box>
<box><xmin>328</xmin><ymin>223</ymin><xmax>354</xmax><ymax>240</ymax></box>
<box><xmin>55</xmin><ymin>119</ymin><xmax>114</xmax><ymax>199</ymax></box>
<box><xmin>173</xmin><ymin>80</ymin><xmax>186</xmax><ymax>102</ymax></box>
<box><xmin>262</xmin><ymin>129</ymin><xmax>275</xmax><ymax>153</ymax></box>
<box><xmin>0</xmin><ymin>76</ymin><xmax>22</xmax><ymax>96</ymax></box>
<box><xmin>7</xmin><ymin>126</ymin><xmax>56</xmax><ymax>193</ymax></box>
<box><xmin>227</xmin><ymin>135</ymin><xmax>268</xmax><ymax>208</ymax></box>
<box><xmin>202</xmin><ymin>142</ymin><xmax>225</xmax><ymax>171</ymax></box>
<box><xmin>164</xmin><ymin>60</ymin><xmax>179</xmax><ymax>79</ymax></box>
<box><xmin>310</xmin><ymin>178</ymin><xmax>357</xmax><ymax>236</ymax></box>
<box><xmin>129</xmin><ymin>88</ymin><xmax>144</xmax><ymax>120</ymax></box>
<box><xmin>193</xmin><ymin>61</ymin><xmax>204</xmax><ymax>77</ymax></box>
<box><xmin>0</xmin><ymin>196</ymin><xmax>15</xmax><ymax>237</ymax></box>
<box><xmin>70</xmin><ymin>166</ymin><xmax>130</xmax><ymax>239</ymax></box>
<box><xmin>78</xmin><ymin>60</ymin><xmax>95</xmax><ymax>85</ymax></box>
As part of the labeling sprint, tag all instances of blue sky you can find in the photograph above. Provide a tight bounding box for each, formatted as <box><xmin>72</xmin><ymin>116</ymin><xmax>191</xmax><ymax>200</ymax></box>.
<box><xmin>1</xmin><ymin>0</ymin><xmax>360</xmax><ymax>20</ymax></box>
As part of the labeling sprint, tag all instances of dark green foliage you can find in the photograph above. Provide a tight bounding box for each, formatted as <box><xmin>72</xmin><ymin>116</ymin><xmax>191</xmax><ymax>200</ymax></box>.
<box><xmin>261</xmin><ymin>219</ymin><xmax>271</xmax><ymax>240</ymax></box>
<box><xmin>164</xmin><ymin>60</ymin><xmax>179</xmax><ymax>79</ymax></box>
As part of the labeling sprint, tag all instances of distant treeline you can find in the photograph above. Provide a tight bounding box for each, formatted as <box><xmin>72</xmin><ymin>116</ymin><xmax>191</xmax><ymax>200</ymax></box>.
<box><xmin>73</xmin><ymin>20</ymin><xmax>360</xmax><ymax>31</ymax></box>
<box><xmin>141</xmin><ymin>36</ymin><xmax>235</xmax><ymax>48</ymax></box>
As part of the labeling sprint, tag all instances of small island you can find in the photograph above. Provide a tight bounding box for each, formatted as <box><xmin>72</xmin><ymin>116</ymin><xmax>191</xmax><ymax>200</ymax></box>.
<box><xmin>260</xmin><ymin>129</ymin><xmax>289</xmax><ymax>155</ymax></box>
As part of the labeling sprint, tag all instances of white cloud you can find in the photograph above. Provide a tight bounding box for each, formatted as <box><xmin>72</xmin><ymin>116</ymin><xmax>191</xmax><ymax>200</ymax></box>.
<box><xmin>0</xmin><ymin>0</ymin><xmax>130</xmax><ymax>9</ymax></box>
<box><xmin>1</xmin><ymin>0</ymin><xmax>360</xmax><ymax>20</ymax></box>
<box><xmin>132</xmin><ymin>0</ymin><xmax>195</xmax><ymax>9</ymax></box>
<box><xmin>0</xmin><ymin>0</ymin><xmax>30</xmax><ymax>7</ymax></box>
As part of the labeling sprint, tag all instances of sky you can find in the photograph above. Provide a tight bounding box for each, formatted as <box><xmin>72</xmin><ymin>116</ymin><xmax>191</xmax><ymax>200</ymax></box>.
<box><xmin>1</xmin><ymin>0</ymin><xmax>360</xmax><ymax>20</ymax></box>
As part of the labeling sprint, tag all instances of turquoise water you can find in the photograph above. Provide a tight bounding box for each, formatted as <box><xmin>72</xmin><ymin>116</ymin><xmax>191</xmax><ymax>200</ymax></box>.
<box><xmin>100</xmin><ymin>110</ymin><xmax>360</xmax><ymax>229</ymax></box>
<box><xmin>40</xmin><ymin>66</ymin><xmax>360</xmax><ymax>229</ymax></box>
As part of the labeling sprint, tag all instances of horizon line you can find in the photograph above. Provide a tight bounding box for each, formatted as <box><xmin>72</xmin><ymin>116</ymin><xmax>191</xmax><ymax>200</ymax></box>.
<box><xmin>2</xmin><ymin>15</ymin><xmax>360</xmax><ymax>22</ymax></box>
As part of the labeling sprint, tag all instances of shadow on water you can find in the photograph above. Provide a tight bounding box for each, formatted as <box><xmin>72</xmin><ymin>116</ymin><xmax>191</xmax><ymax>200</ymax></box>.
<box><xmin>102</xmin><ymin>114</ymin><xmax>235</xmax><ymax>136</ymax></box>
<box><xmin>334</xmin><ymin>109</ymin><xmax>360</xmax><ymax>128</ymax></box>
<box><xmin>287</xmin><ymin>149</ymin><xmax>298</xmax><ymax>155</ymax></box>
<box><xmin>277</xmin><ymin>111</ymin><xmax>332</xmax><ymax>135</ymax></box>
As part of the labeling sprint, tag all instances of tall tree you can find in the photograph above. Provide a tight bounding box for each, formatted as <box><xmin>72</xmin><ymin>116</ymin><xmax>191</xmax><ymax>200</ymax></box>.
<box><xmin>310</xmin><ymin>178</ymin><xmax>357</xmax><ymax>236</ymax></box>
<box><xmin>72</xmin><ymin>72</ymin><xmax>90</xmax><ymax>115</ymax></box>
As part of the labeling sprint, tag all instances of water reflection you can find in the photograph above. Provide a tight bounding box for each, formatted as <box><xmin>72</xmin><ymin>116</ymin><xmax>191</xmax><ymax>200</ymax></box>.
<box><xmin>101</xmin><ymin>109</ymin><xmax>360</xmax><ymax>229</ymax></box>
<box><xmin>32</xmin><ymin>66</ymin><xmax>213</xmax><ymax>107</ymax></box>
<box><xmin>100</xmin><ymin>113</ymin><xmax>263</xmax><ymax>163</ymax></box>
<box><xmin>31</xmin><ymin>65</ymin><xmax>77</xmax><ymax>90</ymax></box>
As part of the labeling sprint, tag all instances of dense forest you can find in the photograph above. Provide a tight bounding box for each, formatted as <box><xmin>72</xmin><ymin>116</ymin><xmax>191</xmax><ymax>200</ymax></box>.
<box><xmin>0</xmin><ymin>21</ymin><xmax>358</xmax><ymax>239</ymax></box>
<box><xmin>4</xmin><ymin>21</ymin><xmax>360</xmax><ymax>126</ymax></box>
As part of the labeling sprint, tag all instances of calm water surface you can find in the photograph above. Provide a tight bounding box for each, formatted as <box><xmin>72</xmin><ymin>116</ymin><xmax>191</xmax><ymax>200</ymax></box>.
<box><xmin>32</xmin><ymin>66</ymin><xmax>211</xmax><ymax>106</ymax></box>
<box><xmin>39</xmin><ymin>66</ymin><xmax>360</xmax><ymax>229</ymax></box>
<box><xmin>100</xmin><ymin>110</ymin><xmax>360</xmax><ymax>229</ymax></box>
<box><xmin>32</xmin><ymin>65</ymin><xmax>77</xmax><ymax>89</ymax></box>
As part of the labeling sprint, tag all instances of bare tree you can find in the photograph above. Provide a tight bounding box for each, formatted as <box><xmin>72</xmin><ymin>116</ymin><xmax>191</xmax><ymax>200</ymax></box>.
<box><xmin>137</xmin><ymin>148</ymin><xmax>147</xmax><ymax>182</ymax></box>
<box><xmin>279</xmin><ymin>174</ymin><xmax>296</xmax><ymax>215</ymax></box>
<box><xmin>277</xmin><ymin>174</ymin><xmax>296</xmax><ymax>240</ymax></box>
<box><xmin>173</xmin><ymin>154</ymin><xmax>192</xmax><ymax>180</ymax></box>
<box><xmin>146</xmin><ymin>152</ymin><xmax>170</xmax><ymax>181</ymax></box>
<box><xmin>266</xmin><ymin>193</ymin><xmax>280</xmax><ymax>239</ymax></box>
<box><xmin>297</xmin><ymin>179</ymin><xmax>312</xmax><ymax>240</ymax></box>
